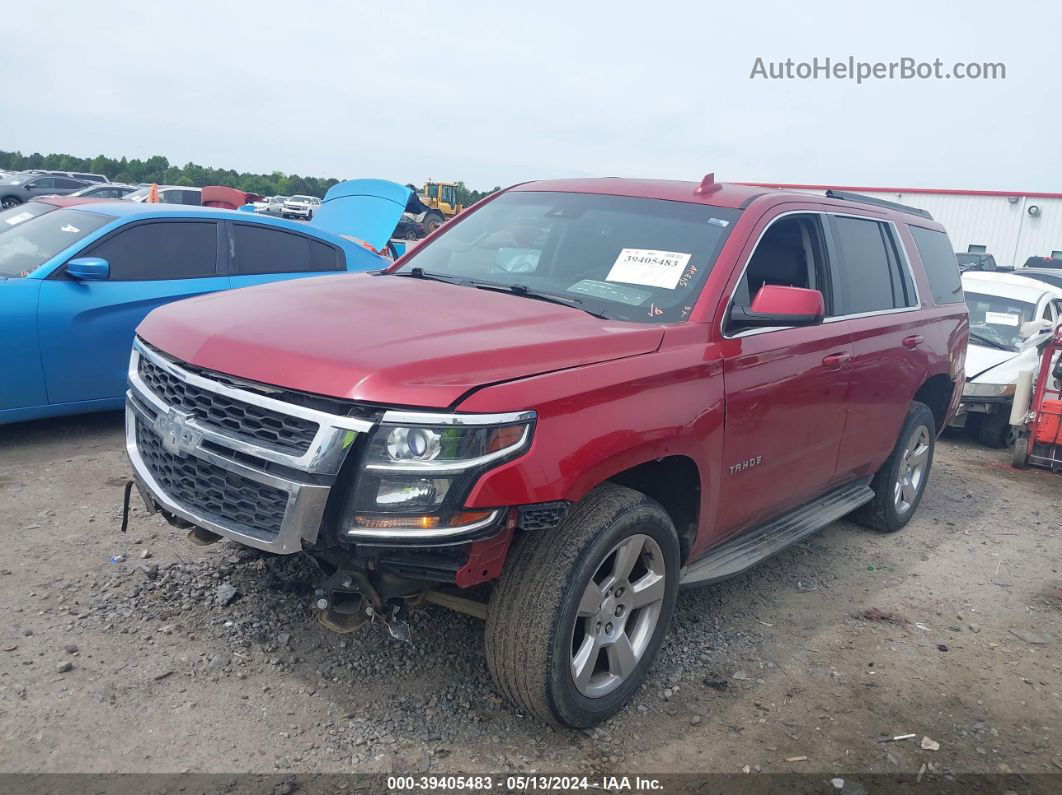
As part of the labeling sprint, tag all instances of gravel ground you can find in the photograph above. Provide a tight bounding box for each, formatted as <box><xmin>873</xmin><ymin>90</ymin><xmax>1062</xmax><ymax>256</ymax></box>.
<box><xmin>0</xmin><ymin>412</ymin><xmax>1060</xmax><ymax>782</ymax></box>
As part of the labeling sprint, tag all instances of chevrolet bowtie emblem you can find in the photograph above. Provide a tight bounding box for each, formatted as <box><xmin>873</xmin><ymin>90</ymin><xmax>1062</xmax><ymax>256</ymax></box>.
<box><xmin>155</xmin><ymin>409</ymin><xmax>202</xmax><ymax>456</ymax></box>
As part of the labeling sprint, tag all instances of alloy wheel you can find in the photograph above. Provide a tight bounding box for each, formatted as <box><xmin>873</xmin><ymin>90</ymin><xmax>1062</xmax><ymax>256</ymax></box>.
<box><xmin>894</xmin><ymin>425</ymin><xmax>930</xmax><ymax>513</ymax></box>
<box><xmin>570</xmin><ymin>533</ymin><xmax>667</xmax><ymax>698</ymax></box>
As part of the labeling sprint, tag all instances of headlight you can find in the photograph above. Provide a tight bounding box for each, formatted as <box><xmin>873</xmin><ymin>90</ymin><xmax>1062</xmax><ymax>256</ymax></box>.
<box><xmin>962</xmin><ymin>381</ymin><xmax>1016</xmax><ymax>398</ymax></box>
<box><xmin>344</xmin><ymin>411</ymin><xmax>535</xmax><ymax>538</ymax></box>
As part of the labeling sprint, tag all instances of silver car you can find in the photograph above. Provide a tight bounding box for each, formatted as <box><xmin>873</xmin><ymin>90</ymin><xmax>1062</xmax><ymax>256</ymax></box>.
<box><xmin>0</xmin><ymin>173</ymin><xmax>91</xmax><ymax>208</ymax></box>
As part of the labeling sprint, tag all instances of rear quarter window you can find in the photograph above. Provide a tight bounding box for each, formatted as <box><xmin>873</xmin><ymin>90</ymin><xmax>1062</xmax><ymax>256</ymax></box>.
<box><xmin>909</xmin><ymin>226</ymin><xmax>963</xmax><ymax>304</ymax></box>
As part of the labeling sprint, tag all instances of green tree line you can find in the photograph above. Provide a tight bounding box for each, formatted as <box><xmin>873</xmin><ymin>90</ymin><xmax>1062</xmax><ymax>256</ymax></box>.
<box><xmin>0</xmin><ymin>149</ymin><xmax>498</xmax><ymax>203</ymax></box>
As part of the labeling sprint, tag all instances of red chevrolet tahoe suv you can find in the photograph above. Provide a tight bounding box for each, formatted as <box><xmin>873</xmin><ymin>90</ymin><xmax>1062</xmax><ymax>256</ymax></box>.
<box><xmin>125</xmin><ymin>176</ymin><xmax>968</xmax><ymax>727</ymax></box>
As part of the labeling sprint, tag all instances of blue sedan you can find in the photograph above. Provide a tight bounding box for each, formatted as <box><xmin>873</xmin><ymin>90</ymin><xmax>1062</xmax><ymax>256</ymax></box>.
<box><xmin>0</xmin><ymin>199</ymin><xmax>394</xmax><ymax>425</ymax></box>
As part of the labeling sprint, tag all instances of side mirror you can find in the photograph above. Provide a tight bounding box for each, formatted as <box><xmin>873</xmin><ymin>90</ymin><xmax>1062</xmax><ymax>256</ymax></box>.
<box><xmin>67</xmin><ymin>257</ymin><xmax>109</xmax><ymax>281</ymax></box>
<box><xmin>729</xmin><ymin>285</ymin><xmax>825</xmax><ymax>329</ymax></box>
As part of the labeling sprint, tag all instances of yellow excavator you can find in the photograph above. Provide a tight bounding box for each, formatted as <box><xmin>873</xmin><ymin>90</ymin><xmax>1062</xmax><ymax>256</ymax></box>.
<box><xmin>418</xmin><ymin>180</ymin><xmax>464</xmax><ymax>232</ymax></box>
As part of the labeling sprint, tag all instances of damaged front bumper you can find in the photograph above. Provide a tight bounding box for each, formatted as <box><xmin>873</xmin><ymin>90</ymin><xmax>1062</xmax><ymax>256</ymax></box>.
<box><xmin>125</xmin><ymin>339</ymin><xmax>373</xmax><ymax>554</ymax></box>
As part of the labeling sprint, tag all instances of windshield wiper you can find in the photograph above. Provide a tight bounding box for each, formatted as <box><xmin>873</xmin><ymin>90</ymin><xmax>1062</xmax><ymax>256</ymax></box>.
<box><xmin>969</xmin><ymin>331</ymin><xmax>1013</xmax><ymax>351</ymax></box>
<box><xmin>470</xmin><ymin>281</ymin><xmax>608</xmax><ymax>319</ymax></box>
<box><xmin>392</xmin><ymin>267</ymin><xmax>465</xmax><ymax>285</ymax></box>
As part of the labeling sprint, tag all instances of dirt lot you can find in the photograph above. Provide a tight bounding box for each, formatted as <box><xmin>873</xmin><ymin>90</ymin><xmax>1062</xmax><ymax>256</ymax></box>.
<box><xmin>1</xmin><ymin>412</ymin><xmax>1060</xmax><ymax>784</ymax></box>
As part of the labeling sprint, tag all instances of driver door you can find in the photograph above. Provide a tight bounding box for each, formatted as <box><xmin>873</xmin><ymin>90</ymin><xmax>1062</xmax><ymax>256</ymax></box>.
<box><xmin>37</xmin><ymin>219</ymin><xmax>229</xmax><ymax>406</ymax></box>
<box><xmin>714</xmin><ymin>210</ymin><xmax>852</xmax><ymax>535</ymax></box>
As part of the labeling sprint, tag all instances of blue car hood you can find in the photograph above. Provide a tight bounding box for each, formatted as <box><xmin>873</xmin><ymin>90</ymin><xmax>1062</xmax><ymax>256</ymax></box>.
<box><xmin>310</xmin><ymin>179</ymin><xmax>411</xmax><ymax>252</ymax></box>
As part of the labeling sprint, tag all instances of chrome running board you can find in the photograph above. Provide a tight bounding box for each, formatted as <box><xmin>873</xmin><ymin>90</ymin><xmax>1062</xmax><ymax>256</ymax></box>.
<box><xmin>679</xmin><ymin>479</ymin><xmax>873</xmax><ymax>588</ymax></box>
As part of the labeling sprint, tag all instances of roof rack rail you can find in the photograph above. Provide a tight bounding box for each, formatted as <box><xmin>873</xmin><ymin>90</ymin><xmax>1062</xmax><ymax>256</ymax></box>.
<box><xmin>824</xmin><ymin>189</ymin><xmax>933</xmax><ymax>220</ymax></box>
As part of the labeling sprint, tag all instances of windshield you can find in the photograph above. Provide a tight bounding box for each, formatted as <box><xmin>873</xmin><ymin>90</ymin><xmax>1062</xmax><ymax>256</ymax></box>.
<box><xmin>393</xmin><ymin>191</ymin><xmax>740</xmax><ymax>323</ymax></box>
<box><xmin>964</xmin><ymin>291</ymin><xmax>1036</xmax><ymax>350</ymax></box>
<box><xmin>291</xmin><ymin>195</ymin><xmax>314</xmax><ymax>203</ymax></box>
<box><xmin>0</xmin><ymin>208</ymin><xmax>112</xmax><ymax>278</ymax></box>
<box><xmin>0</xmin><ymin>201</ymin><xmax>56</xmax><ymax>232</ymax></box>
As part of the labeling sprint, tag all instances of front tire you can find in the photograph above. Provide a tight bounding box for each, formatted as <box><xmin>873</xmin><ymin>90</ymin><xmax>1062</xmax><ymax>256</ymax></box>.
<box><xmin>977</xmin><ymin>410</ymin><xmax>1011</xmax><ymax>448</ymax></box>
<box><xmin>1011</xmin><ymin>431</ymin><xmax>1029</xmax><ymax>468</ymax></box>
<box><xmin>855</xmin><ymin>401</ymin><xmax>936</xmax><ymax>533</ymax></box>
<box><xmin>485</xmin><ymin>483</ymin><xmax>680</xmax><ymax>728</ymax></box>
<box><xmin>1</xmin><ymin>196</ymin><xmax>22</xmax><ymax>209</ymax></box>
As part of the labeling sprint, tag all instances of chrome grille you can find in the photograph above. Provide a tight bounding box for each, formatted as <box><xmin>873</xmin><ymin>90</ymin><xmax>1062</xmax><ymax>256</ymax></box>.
<box><xmin>138</xmin><ymin>355</ymin><xmax>318</xmax><ymax>455</ymax></box>
<box><xmin>136</xmin><ymin>419</ymin><xmax>289</xmax><ymax>535</ymax></box>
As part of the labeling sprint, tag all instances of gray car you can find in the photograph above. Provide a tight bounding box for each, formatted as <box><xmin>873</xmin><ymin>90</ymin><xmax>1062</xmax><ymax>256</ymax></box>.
<box><xmin>0</xmin><ymin>173</ymin><xmax>90</xmax><ymax>208</ymax></box>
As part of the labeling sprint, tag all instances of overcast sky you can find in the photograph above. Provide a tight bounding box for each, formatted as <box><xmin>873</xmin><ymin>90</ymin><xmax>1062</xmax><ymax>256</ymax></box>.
<box><xmin>3</xmin><ymin>0</ymin><xmax>1058</xmax><ymax>191</ymax></box>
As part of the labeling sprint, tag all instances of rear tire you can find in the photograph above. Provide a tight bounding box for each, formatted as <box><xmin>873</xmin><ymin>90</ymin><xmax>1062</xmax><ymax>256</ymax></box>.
<box><xmin>485</xmin><ymin>483</ymin><xmax>680</xmax><ymax>728</ymax></box>
<box><xmin>855</xmin><ymin>401</ymin><xmax>935</xmax><ymax>533</ymax></box>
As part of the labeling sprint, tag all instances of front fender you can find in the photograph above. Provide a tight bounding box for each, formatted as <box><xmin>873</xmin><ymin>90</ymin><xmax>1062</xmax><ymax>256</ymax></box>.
<box><xmin>458</xmin><ymin>339</ymin><xmax>724</xmax><ymax>537</ymax></box>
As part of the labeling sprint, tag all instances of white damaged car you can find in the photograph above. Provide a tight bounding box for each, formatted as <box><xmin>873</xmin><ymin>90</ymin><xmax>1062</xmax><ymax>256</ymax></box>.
<box><xmin>954</xmin><ymin>271</ymin><xmax>1062</xmax><ymax>446</ymax></box>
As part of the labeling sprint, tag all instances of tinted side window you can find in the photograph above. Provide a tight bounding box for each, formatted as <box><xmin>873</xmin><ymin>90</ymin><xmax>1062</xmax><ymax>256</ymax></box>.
<box><xmin>832</xmin><ymin>216</ymin><xmax>915</xmax><ymax>314</ymax></box>
<box><xmin>909</xmin><ymin>225</ymin><xmax>963</xmax><ymax>304</ymax></box>
<box><xmin>55</xmin><ymin>178</ymin><xmax>84</xmax><ymax>189</ymax></box>
<box><xmin>30</xmin><ymin>177</ymin><xmax>56</xmax><ymax>189</ymax></box>
<box><xmin>85</xmin><ymin>221</ymin><xmax>218</xmax><ymax>280</ymax></box>
<box><xmin>309</xmin><ymin>239</ymin><xmax>342</xmax><ymax>270</ymax></box>
<box><xmin>233</xmin><ymin>224</ymin><xmax>338</xmax><ymax>274</ymax></box>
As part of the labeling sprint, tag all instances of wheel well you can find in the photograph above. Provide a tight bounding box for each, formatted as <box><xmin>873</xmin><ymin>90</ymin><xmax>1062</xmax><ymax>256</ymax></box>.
<box><xmin>913</xmin><ymin>373</ymin><xmax>953</xmax><ymax>433</ymax></box>
<box><xmin>608</xmin><ymin>455</ymin><xmax>700</xmax><ymax>562</ymax></box>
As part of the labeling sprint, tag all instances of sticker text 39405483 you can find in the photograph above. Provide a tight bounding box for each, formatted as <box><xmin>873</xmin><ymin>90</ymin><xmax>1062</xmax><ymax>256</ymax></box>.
<box><xmin>606</xmin><ymin>248</ymin><xmax>692</xmax><ymax>290</ymax></box>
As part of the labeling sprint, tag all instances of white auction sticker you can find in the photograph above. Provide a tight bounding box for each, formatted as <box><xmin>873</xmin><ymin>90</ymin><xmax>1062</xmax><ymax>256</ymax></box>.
<box><xmin>606</xmin><ymin>248</ymin><xmax>692</xmax><ymax>289</ymax></box>
<box><xmin>4</xmin><ymin>211</ymin><xmax>33</xmax><ymax>226</ymax></box>
<box><xmin>985</xmin><ymin>311</ymin><xmax>1019</xmax><ymax>327</ymax></box>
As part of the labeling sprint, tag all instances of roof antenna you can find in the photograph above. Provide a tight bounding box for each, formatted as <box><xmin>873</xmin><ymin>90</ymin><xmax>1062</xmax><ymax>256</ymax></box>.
<box><xmin>693</xmin><ymin>173</ymin><xmax>722</xmax><ymax>195</ymax></box>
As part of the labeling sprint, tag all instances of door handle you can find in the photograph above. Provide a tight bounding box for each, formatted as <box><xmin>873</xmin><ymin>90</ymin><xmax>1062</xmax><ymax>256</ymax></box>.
<box><xmin>822</xmin><ymin>351</ymin><xmax>851</xmax><ymax>369</ymax></box>
<box><xmin>902</xmin><ymin>335</ymin><xmax>924</xmax><ymax>349</ymax></box>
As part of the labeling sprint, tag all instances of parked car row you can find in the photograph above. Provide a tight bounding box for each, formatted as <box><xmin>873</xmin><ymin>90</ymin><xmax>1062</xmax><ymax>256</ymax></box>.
<box><xmin>253</xmin><ymin>195</ymin><xmax>289</xmax><ymax>215</ymax></box>
<box><xmin>0</xmin><ymin>180</ymin><xmax>411</xmax><ymax>425</ymax></box>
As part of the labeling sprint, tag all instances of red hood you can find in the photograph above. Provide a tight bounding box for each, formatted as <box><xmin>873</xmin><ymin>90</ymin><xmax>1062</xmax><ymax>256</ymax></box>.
<box><xmin>136</xmin><ymin>274</ymin><xmax>664</xmax><ymax>408</ymax></box>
